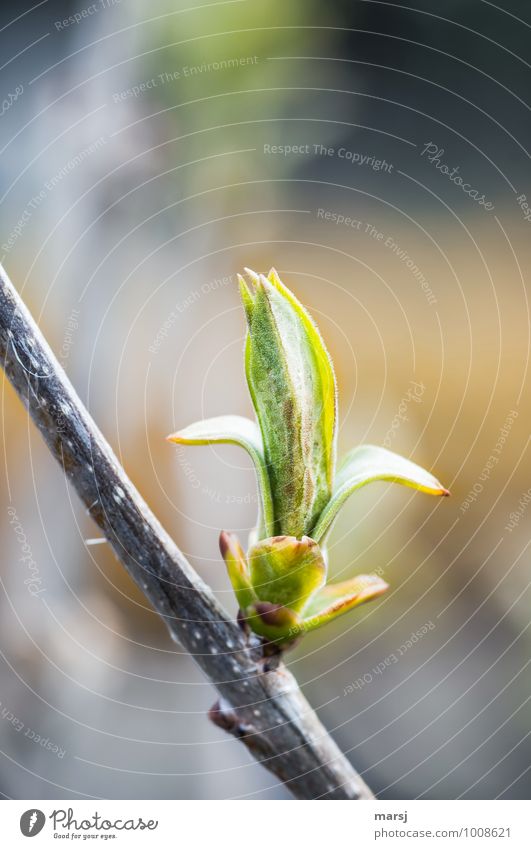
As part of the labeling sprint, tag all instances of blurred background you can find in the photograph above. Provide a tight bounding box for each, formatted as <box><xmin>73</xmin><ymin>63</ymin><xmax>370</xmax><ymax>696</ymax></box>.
<box><xmin>0</xmin><ymin>0</ymin><xmax>530</xmax><ymax>800</ymax></box>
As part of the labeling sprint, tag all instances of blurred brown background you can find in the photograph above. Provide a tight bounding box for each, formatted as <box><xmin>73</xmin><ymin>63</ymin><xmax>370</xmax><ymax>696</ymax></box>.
<box><xmin>0</xmin><ymin>0</ymin><xmax>529</xmax><ymax>800</ymax></box>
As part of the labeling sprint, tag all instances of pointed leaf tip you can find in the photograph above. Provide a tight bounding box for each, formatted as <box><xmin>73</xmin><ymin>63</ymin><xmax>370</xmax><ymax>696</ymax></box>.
<box><xmin>238</xmin><ymin>275</ymin><xmax>254</xmax><ymax>323</ymax></box>
<box><xmin>243</xmin><ymin>266</ymin><xmax>260</xmax><ymax>283</ymax></box>
<box><xmin>219</xmin><ymin>529</ymin><xmax>238</xmax><ymax>561</ymax></box>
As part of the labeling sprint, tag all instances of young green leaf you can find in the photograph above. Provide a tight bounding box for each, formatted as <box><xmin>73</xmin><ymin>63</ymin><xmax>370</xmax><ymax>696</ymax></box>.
<box><xmin>239</xmin><ymin>269</ymin><xmax>337</xmax><ymax>538</ymax></box>
<box><xmin>312</xmin><ymin>444</ymin><xmax>449</xmax><ymax>543</ymax></box>
<box><xmin>167</xmin><ymin>415</ymin><xmax>274</xmax><ymax>538</ymax></box>
<box><xmin>267</xmin><ymin>268</ymin><xmax>337</xmax><ymax>494</ymax></box>
<box><xmin>301</xmin><ymin>573</ymin><xmax>389</xmax><ymax>632</ymax></box>
<box><xmin>219</xmin><ymin>531</ymin><xmax>256</xmax><ymax>610</ymax></box>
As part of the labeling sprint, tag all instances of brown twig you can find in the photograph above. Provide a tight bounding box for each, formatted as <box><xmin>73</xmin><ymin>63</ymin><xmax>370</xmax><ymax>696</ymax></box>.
<box><xmin>0</xmin><ymin>262</ymin><xmax>373</xmax><ymax>800</ymax></box>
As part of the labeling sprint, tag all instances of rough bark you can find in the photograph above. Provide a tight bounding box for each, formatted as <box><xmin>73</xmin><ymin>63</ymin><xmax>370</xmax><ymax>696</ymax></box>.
<box><xmin>0</xmin><ymin>263</ymin><xmax>373</xmax><ymax>800</ymax></box>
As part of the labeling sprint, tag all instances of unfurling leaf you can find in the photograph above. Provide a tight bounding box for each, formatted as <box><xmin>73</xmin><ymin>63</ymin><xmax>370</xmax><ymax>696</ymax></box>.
<box><xmin>167</xmin><ymin>414</ymin><xmax>274</xmax><ymax>538</ymax></box>
<box><xmin>312</xmin><ymin>444</ymin><xmax>449</xmax><ymax>543</ymax></box>
<box><xmin>301</xmin><ymin>574</ymin><xmax>389</xmax><ymax>632</ymax></box>
<box><xmin>219</xmin><ymin>531</ymin><xmax>256</xmax><ymax>610</ymax></box>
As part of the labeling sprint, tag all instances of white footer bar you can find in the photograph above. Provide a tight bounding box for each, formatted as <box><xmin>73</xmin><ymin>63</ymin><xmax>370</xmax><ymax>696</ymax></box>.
<box><xmin>1</xmin><ymin>799</ymin><xmax>527</xmax><ymax>847</ymax></box>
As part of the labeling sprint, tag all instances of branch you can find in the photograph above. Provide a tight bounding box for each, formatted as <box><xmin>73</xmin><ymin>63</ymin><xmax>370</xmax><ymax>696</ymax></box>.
<box><xmin>0</xmin><ymin>263</ymin><xmax>373</xmax><ymax>801</ymax></box>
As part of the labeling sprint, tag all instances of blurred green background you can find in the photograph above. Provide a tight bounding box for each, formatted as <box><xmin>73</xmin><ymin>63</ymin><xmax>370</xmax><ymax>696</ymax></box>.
<box><xmin>0</xmin><ymin>0</ymin><xmax>530</xmax><ymax>800</ymax></box>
